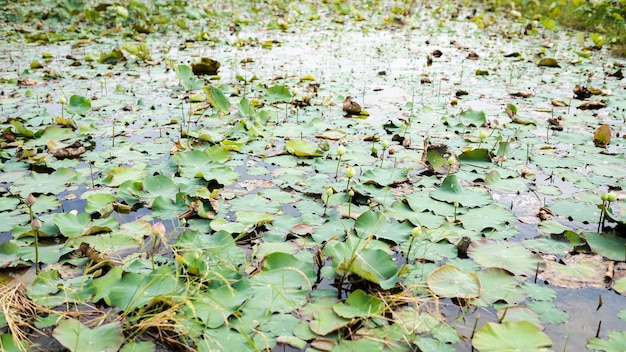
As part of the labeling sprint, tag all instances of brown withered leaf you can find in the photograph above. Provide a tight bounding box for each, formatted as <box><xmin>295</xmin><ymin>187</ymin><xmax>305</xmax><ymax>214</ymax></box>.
<box><xmin>342</xmin><ymin>96</ymin><xmax>362</xmax><ymax>115</ymax></box>
<box><xmin>578</xmin><ymin>100</ymin><xmax>606</xmax><ymax>110</ymax></box>
<box><xmin>573</xmin><ymin>84</ymin><xmax>592</xmax><ymax>99</ymax></box>
<box><xmin>48</xmin><ymin>141</ymin><xmax>86</xmax><ymax>159</ymax></box>
<box><xmin>510</xmin><ymin>91</ymin><xmax>533</xmax><ymax>98</ymax></box>
<box><xmin>593</xmin><ymin>124</ymin><xmax>611</xmax><ymax>147</ymax></box>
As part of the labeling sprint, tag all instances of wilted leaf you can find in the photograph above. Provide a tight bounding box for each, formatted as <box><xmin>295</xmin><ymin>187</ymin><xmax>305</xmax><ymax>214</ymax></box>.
<box><xmin>593</xmin><ymin>124</ymin><xmax>611</xmax><ymax>147</ymax></box>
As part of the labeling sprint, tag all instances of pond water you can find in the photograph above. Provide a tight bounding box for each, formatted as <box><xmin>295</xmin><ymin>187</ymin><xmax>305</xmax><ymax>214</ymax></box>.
<box><xmin>1</xmin><ymin>1</ymin><xmax>626</xmax><ymax>351</ymax></box>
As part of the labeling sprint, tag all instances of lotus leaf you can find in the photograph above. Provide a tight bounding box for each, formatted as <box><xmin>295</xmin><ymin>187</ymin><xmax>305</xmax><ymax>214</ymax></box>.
<box><xmin>427</xmin><ymin>264</ymin><xmax>481</xmax><ymax>298</ymax></box>
<box><xmin>53</xmin><ymin>319</ymin><xmax>123</xmax><ymax>352</ymax></box>
<box><xmin>108</xmin><ymin>266</ymin><xmax>183</xmax><ymax>311</ymax></box>
<box><xmin>587</xmin><ymin>331</ymin><xmax>626</xmax><ymax>351</ymax></box>
<box><xmin>333</xmin><ymin>289</ymin><xmax>385</xmax><ymax>318</ymax></box>
<box><xmin>430</xmin><ymin>174</ymin><xmax>493</xmax><ymax>208</ymax></box>
<box><xmin>472</xmin><ymin>321</ymin><xmax>552</xmax><ymax>351</ymax></box>
<box><xmin>285</xmin><ymin>139</ymin><xmax>324</xmax><ymax>157</ymax></box>
<box><xmin>468</xmin><ymin>240</ymin><xmax>543</xmax><ymax>276</ymax></box>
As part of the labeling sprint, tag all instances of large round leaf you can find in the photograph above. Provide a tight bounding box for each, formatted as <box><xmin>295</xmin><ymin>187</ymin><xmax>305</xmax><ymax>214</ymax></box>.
<box><xmin>472</xmin><ymin>321</ymin><xmax>552</xmax><ymax>351</ymax></box>
<box><xmin>430</xmin><ymin>174</ymin><xmax>492</xmax><ymax>208</ymax></box>
<box><xmin>427</xmin><ymin>264</ymin><xmax>481</xmax><ymax>298</ymax></box>
<box><xmin>468</xmin><ymin>240</ymin><xmax>543</xmax><ymax>276</ymax></box>
<box><xmin>53</xmin><ymin>319</ymin><xmax>123</xmax><ymax>352</ymax></box>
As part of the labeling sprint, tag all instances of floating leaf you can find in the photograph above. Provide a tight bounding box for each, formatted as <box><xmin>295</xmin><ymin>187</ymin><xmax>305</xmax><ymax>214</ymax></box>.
<box><xmin>468</xmin><ymin>240</ymin><xmax>543</xmax><ymax>276</ymax></box>
<box><xmin>430</xmin><ymin>174</ymin><xmax>493</xmax><ymax>208</ymax></box>
<box><xmin>65</xmin><ymin>95</ymin><xmax>91</xmax><ymax>116</ymax></box>
<box><xmin>472</xmin><ymin>321</ymin><xmax>552</xmax><ymax>351</ymax></box>
<box><xmin>204</xmin><ymin>85</ymin><xmax>230</xmax><ymax>113</ymax></box>
<box><xmin>477</xmin><ymin>268</ymin><xmax>526</xmax><ymax>305</ymax></box>
<box><xmin>192</xmin><ymin>57</ymin><xmax>220</xmax><ymax>75</ymax></box>
<box><xmin>537</xmin><ymin>57</ymin><xmax>560</xmax><ymax>67</ymax></box>
<box><xmin>53</xmin><ymin>319</ymin><xmax>124</xmax><ymax>352</ymax></box>
<box><xmin>285</xmin><ymin>139</ymin><xmax>324</xmax><ymax>157</ymax></box>
<box><xmin>484</xmin><ymin>170</ymin><xmax>530</xmax><ymax>193</ymax></box>
<box><xmin>176</xmin><ymin>64</ymin><xmax>204</xmax><ymax>91</ymax></box>
<box><xmin>427</xmin><ymin>264</ymin><xmax>481</xmax><ymax>298</ymax></box>
<box><xmin>538</xmin><ymin>254</ymin><xmax>607</xmax><ymax>289</ymax></box>
<box><xmin>587</xmin><ymin>331</ymin><xmax>626</xmax><ymax>351</ymax></box>
<box><xmin>266</xmin><ymin>84</ymin><xmax>292</xmax><ymax>103</ymax></box>
<box><xmin>593</xmin><ymin>124</ymin><xmax>611</xmax><ymax>147</ymax></box>
<box><xmin>581</xmin><ymin>232</ymin><xmax>626</xmax><ymax>261</ymax></box>
<box><xmin>333</xmin><ymin>289</ymin><xmax>385</xmax><ymax>318</ymax></box>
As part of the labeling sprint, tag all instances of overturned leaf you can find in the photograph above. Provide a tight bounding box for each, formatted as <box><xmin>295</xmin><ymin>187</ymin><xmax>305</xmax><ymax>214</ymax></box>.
<box><xmin>285</xmin><ymin>139</ymin><xmax>324</xmax><ymax>157</ymax></box>
<box><xmin>422</xmin><ymin>143</ymin><xmax>460</xmax><ymax>174</ymax></box>
<box><xmin>593</xmin><ymin>124</ymin><xmax>611</xmax><ymax>147</ymax></box>
<box><xmin>537</xmin><ymin>57</ymin><xmax>560</xmax><ymax>67</ymax></box>
<box><xmin>191</xmin><ymin>57</ymin><xmax>220</xmax><ymax>75</ymax></box>
<box><xmin>578</xmin><ymin>99</ymin><xmax>606</xmax><ymax>110</ymax></box>
<box><xmin>342</xmin><ymin>96</ymin><xmax>362</xmax><ymax>115</ymax></box>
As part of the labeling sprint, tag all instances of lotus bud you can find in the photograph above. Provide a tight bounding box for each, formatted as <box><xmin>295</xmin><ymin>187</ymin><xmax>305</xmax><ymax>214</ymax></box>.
<box><xmin>59</xmin><ymin>97</ymin><xmax>67</xmax><ymax>105</ymax></box>
<box><xmin>381</xmin><ymin>139</ymin><xmax>389</xmax><ymax>149</ymax></box>
<box><xmin>348</xmin><ymin>189</ymin><xmax>355</xmax><ymax>197</ymax></box>
<box><xmin>447</xmin><ymin>155</ymin><xmax>456</xmax><ymax>165</ymax></box>
<box><xmin>325</xmin><ymin>186</ymin><xmax>333</xmax><ymax>197</ymax></box>
<box><xmin>31</xmin><ymin>218</ymin><xmax>42</xmax><ymax>231</ymax></box>
<box><xmin>337</xmin><ymin>145</ymin><xmax>346</xmax><ymax>156</ymax></box>
<box><xmin>26</xmin><ymin>194</ymin><xmax>36</xmax><ymax>206</ymax></box>
<box><xmin>345</xmin><ymin>166</ymin><xmax>355</xmax><ymax>179</ymax></box>
<box><xmin>454</xmin><ymin>201</ymin><xmax>459</xmax><ymax>208</ymax></box>
<box><xmin>152</xmin><ymin>221</ymin><xmax>166</xmax><ymax>236</ymax></box>
<box><xmin>601</xmin><ymin>193</ymin><xmax>609</xmax><ymax>202</ymax></box>
<box><xmin>607</xmin><ymin>192</ymin><xmax>617</xmax><ymax>202</ymax></box>
<box><xmin>411</xmin><ymin>226</ymin><xmax>422</xmax><ymax>238</ymax></box>
<box><xmin>479</xmin><ymin>129</ymin><xmax>488</xmax><ymax>140</ymax></box>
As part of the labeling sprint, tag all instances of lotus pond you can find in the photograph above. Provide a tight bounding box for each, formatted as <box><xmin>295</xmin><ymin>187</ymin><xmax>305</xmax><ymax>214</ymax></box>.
<box><xmin>1</xmin><ymin>1</ymin><xmax>626</xmax><ymax>351</ymax></box>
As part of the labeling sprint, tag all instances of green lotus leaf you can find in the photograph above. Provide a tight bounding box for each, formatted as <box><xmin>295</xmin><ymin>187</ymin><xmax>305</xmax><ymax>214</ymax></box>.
<box><xmin>0</xmin><ymin>242</ymin><xmax>21</xmax><ymax>268</ymax></box>
<box><xmin>102</xmin><ymin>166</ymin><xmax>147</xmax><ymax>187</ymax></box>
<box><xmin>17</xmin><ymin>244</ymin><xmax>73</xmax><ymax>265</ymax></box>
<box><xmin>526</xmin><ymin>300</ymin><xmax>569</xmax><ymax>324</ymax></box>
<box><xmin>333</xmin><ymin>289</ymin><xmax>385</xmax><ymax>318</ymax></box>
<box><xmin>53</xmin><ymin>318</ymin><xmax>123</xmax><ymax>352</ymax></box>
<box><xmin>92</xmin><ymin>266</ymin><xmax>123</xmax><ymax>304</ymax></box>
<box><xmin>354</xmin><ymin>210</ymin><xmax>413</xmax><ymax>244</ymax></box>
<box><xmin>581</xmin><ymin>232</ymin><xmax>626</xmax><ymax>261</ymax></box>
<box><xmin>119</xmin><ymin>341</ymin><xmax>156</xmax><ymax>352</ymax></box>
<box><xmin>65</xmin><ymin>95</ymin><xmax>92</xmax><ymax>116</ymax></box>
<box><xmin>361</xmin><ymin>167</ymin><xmax>409</xmax><ymax>186</ymax></box>
<box><xmin>176</xmin><ymin>64</ymin><xmax>204</xmax><ymax>91</ymax></box>
<box><xmin>427</xmin><ymin>264</ymin><xmax>481</xmax><ymax>298</ymax></box>
<box><xmin>266</xmin><ymin>84</ymin><xmax>292</xmax><ymax>104</ymax></box>
<box><xmin>248</xmin><ymin>257</ymin><xmax>313</xmax><ymax>314</ymax></box>
<box><xmin>84</xmin><ymin>193</ymin><xmax>118</xmax><ymax>214</ymax></box>
<box><xmin>308</xmin><ymin>297</ymin><xmax>351</xmax><ymax>336</ymax></box>
<box><xmin>187</xmin><ymin>280</ymin><xmax>252</xmax><ymax>328</ymax></box>
<box><xmin>484</xmin><ymin>170</ymin><xmax>530</xmax><ymax>193</ymax></box>
<box><xmin>457</xmin><ymin>204</ymin><xmax>516</xmax><ymax>231</ymax></box>
<box><xmin>430</xmin><ymin>174</ymin><xmax>492</xmax><ymax>208</ymax></box>
<box><xmin>477</xmin><ymin>268</ymin><xmax>526</xmax><ymax>306</ymax></box>
<box><xmin>587</xmin><ymin>331</ymin><xmax>626</xmax><ymax>351</ymax></box>
<box><xmin>0</xmin><ymin>334</ymin><xmax>28</xmax><ymax>352</ymax></box>
<box><xmin>285</xmin><ymin>139</ymin><xmax>324</xmax><ymax>157</ymax></box>
<box><xmin>204</xmin><ymin>85</ymin><xmax>230</xmax><ymax>113</ymax></box>
<box><xmin>108</xmin><ymin>266</ymin><xmax>183</xmax><ymax>312</ymax></box>
<box><xmin>142</xmin><ymin>174</ymin><xmax>178</xmax><ymax>201</ymax></box>
<box><xmin>345</xmin><ymin>248</ymin><xmax>399</xmax><ymax>289</ymax></box>
<box><xmin>472</xmin><ymin>321</ymin><xmax>552</xmax><ymax>351</ymax></box>
<box><xmin>468</xmin><ymin>240</ymin><xmax>543</xmax><ymax>276</ymax></box>
<box><xmin>496</xmin><ymin>306</ymin><xmax>543</xmax><ymax>329</ymax></box>
<box><xmin>54</xmin><ymin>212</ymin><xmax>91</xmax><ymax>238</ymax></box>
<box><xmin>13</xmin><ymin>168</ymin><xmax>80</xmax><ymax>197</ymax></box>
